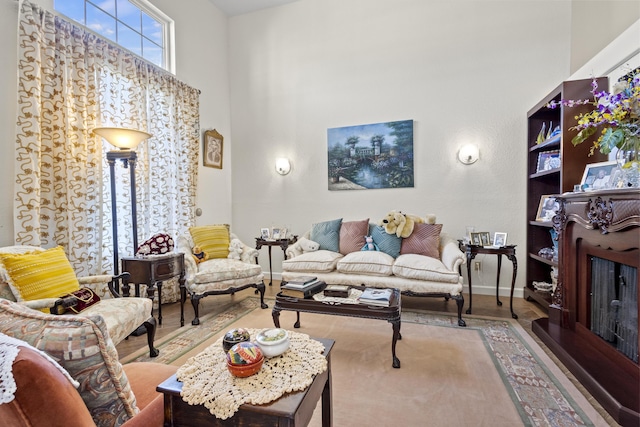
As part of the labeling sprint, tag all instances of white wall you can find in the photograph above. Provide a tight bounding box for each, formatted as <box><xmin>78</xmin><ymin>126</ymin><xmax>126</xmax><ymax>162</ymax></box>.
<box><xmin>228</xmin><ymin>0</ymin><xmax>574</xmax><ymax>296</ymax></box>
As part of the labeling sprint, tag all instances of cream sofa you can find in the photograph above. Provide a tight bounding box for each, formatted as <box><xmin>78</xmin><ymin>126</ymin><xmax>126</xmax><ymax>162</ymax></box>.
<box><xmin>282</xmin><ymin>218</ymin><xmax>467</xmax><ymax>326</ymax></box>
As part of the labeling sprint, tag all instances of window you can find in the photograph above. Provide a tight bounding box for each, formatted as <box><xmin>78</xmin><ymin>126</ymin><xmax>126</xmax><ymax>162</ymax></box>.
<box><xmin>54</xmin><ymin>0</ymin><xmax>174</xmax><ymax>72</ymax></box>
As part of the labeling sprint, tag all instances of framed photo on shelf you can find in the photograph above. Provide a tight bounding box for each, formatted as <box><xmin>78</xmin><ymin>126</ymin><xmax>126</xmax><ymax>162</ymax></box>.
<box><xmin>493</xmin><ymin>232</ymin><xmax>508</xmax><ymax>247</ymax></box>
<box><xmin>536</xmin><ymin>195</ymin><xmax>558</xmax><ymax>222</ymax></box>
<box><xmin>536</xmin><ymin>150</ymin><xmax>560</xmax><ymax>173</ymax></box>
<box><xmin>203</xmin><ymin>129</ymin><xmax>224</xmax><ymax>169</ymax></box>
<box><xmin>580</xmin><ymin>160</ymin><xmax>617</xmax><ymax>190</ymax></box>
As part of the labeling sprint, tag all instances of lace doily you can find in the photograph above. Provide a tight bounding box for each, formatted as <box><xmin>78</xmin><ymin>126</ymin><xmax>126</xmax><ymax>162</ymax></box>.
<box><xmin>313</xmin><ymin>288</ymin><xmax>363</xmax><ymax>304</ymax></box>
<box><xmin>176</xmin><ymin>328</ymin><xmax>327</xmax><ymax>419</ymax></box>
<box><xmin>0</xmin><ymin>333</ymin><xmax>79</xmax><ymax>404</ymax></box>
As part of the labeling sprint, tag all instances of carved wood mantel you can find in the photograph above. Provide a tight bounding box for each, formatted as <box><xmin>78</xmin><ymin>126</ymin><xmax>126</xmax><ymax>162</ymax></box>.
<box><xmin>535</xmin><ymin>188</ymin><xmax>640</xmax><ymax>426</ymax></box>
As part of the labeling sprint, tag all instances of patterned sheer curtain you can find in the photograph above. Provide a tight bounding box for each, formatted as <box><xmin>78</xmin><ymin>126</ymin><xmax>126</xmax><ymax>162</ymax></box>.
<box><xmin>14</xmin><ymin>0</ymin><xmax>199</xmax><ymax>276</ymax></box>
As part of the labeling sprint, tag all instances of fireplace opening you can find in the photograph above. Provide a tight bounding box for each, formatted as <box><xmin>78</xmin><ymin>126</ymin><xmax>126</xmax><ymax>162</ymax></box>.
<box><xmin>590</xmin><ymin>256</ymin><xmax>639</xmax><ymax>363</ymax></box>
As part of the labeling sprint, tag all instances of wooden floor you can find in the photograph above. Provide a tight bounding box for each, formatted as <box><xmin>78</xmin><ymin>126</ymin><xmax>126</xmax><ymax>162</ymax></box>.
<box><xmin>115</xmin><ymin>283</ymin><xmax>619</xmax><ymax>426</ymax></box>
<box><xmin>116</xmin><ymin>282</ymin><xmax>548</xmax><ymax>358</ymax></box>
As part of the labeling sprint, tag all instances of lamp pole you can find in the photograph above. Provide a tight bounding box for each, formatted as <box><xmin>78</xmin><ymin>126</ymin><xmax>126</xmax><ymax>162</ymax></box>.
<box><xmin>106</xmin><ymin>150</ymin><xmax>139</xmax><ymax>275</ymax></box>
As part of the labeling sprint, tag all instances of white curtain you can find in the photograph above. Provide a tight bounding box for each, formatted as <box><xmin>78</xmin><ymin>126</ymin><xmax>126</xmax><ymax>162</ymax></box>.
<box><xmin>15</xmin><ymin>0</ymin><xmax>200</xmax><ymax>277</ymax></box>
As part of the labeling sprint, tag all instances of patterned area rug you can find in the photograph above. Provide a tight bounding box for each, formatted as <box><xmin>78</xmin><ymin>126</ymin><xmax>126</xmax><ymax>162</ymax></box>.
<box><xmin>121</xmin><ymin>298</ymin><xmax>606</xmax><ymax>426</ymax></box>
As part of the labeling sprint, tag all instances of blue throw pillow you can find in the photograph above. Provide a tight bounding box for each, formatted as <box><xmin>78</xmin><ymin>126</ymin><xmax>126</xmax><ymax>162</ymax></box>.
<box><xmin>310</xmin><ymin>218</ymin><xmax>343</xmax><ymax>252</ymax></box>
<box><xmin>370</xmin><ymin>224</ymin><xmax>401</xmax><ymax>258</ymax></box>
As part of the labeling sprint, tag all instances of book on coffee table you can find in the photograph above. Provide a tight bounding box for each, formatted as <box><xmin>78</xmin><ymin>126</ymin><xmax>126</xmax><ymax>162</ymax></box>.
<box><xmin>284</xmin><ymin>276</ymin><xmax>318</xmax><ymax>288</ymax></box>
<box><xmin>281</xmin><ymin>281</ymin><xmax>325</xmax><ymax>298</ymax></box>
<box><xmin>358</xmin><ymin>288</ymin><xmax>393</xmax><ymax>307</ymax></box>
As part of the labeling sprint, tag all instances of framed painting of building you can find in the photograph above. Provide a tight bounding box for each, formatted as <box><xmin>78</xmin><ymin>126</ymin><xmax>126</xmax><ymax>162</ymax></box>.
<box><xmin>327</xmin><ymin>120</ymin><xmax>414</xmax><ymax>190</ymax></box>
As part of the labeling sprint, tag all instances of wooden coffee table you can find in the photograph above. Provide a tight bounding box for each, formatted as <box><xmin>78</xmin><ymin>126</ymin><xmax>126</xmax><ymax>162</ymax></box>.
<box><xmin>273</xmin><ymin>286</ymin><xmax>402</xmax><ymax>368</ymax></box>
<box><xmin>157</xmin><ymin>338</ymin><xmax>334</xmax><ymax>427</ymax></box>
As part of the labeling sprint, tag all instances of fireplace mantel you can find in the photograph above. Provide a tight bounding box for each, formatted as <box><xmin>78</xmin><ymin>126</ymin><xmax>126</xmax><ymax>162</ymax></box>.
<box><xmin>533</xmin><ymin>188</ymin><xmax>639</xmax><ymax>427</ymax></box>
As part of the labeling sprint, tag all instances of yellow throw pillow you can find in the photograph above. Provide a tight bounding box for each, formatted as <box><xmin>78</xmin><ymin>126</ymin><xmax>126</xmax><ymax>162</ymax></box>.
<box><xmin>0</xmin><ymin>246</ymin><xmax>80</xmax><ymax>302</ymax></box>
<box><xmin>189</xmin><ymin>224</ymin><xmax>231</xmax><ymax>259</ymax></box>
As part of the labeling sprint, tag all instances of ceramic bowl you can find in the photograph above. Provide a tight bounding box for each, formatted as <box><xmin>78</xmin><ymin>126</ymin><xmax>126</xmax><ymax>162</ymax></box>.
<box><xmin>226</xmin><ymin>342</ymin><xmax>264</xmax><ymax>377</ymax></box>
<box><xmin>226</xmin><ymin>356</ymin><xmax>264</xmax><ymax>377</ymax></box>
<box><xmin>226</xmin><ymin>341</ymin><xmax>263</xmax><ymax>365</ymax></box>
<box><xmin>222</xmin><ymin>328</ymin><xmax>251</xmax><ymax>352</ymax></box>
<box><xmin>255</xmin><ymin>328</ymin><xmax>290</xmax><ymax>358</ymax></box>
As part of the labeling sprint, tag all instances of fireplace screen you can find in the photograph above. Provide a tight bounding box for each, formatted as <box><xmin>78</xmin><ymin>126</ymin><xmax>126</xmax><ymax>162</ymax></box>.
<box><xmin>590</xmin><ymin>257</ymin><xmax>638</xmax><ymax>363</ymax></box>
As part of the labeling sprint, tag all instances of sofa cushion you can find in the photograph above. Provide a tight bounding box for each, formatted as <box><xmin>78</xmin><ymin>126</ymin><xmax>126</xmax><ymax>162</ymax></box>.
<box><xmin>392</xmin><ymin>254</ymin><xmax>461</xmax><ymax>283</ymax></box>
<box><xmin>400</xmin><ymin>223</ymin><xmax>443</xmax><ymax>258</ymax></box>
<box><xmin>310</xmin><ymin>218</ymin><xmax>342</xmax><ymax>252</ymax></box>
<box><xmin>0</xmin><ymin>246</ymin><xmax>79</xmax><ymax>302</ymax></box>
<box><xmin>194</xmin><ymin>258</ymin><xmax>263</xmax><ymax>284</ymax></box>
<box><xmin>189</xmin><ymin>224</ymin><xmax>230</xmax><ymax>259</ymax></box>
<box><xmin>369</xmin><ymin>224</ymin><xmax>401</xmax><ymax>258</ymax></box>
<box><xmin>336</xmin><ymin>251</ymin><xmax>394</xmax><ymax>276</ymax></box>
<box><xmin>339</xmin><ymin>219</ymin><xmax>369</xmax><ymax>255</ymax></box>
<box><xmin>0</xmin><ymin>299</ymin><xmax>139</xmax><ymax>427</ymax></box>
<box><xmin>282</xmin><ymin>250</ymin><xmax>343</xmax><ymax>273</ymax></box>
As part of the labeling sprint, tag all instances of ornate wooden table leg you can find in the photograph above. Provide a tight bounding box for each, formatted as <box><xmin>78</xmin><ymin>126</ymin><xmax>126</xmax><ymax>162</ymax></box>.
<box><xmin>465</xmin><ymin>250</ymin><xmax>475</xmax><ymax>314</ymax></box>
<box><xmin>496</xmin><ymin>254</ymin><xmax>503</xmax><ymax>306</ymax></box>
<box><xmin>272</xmin><ymin>306</ymin><xmax>281</xmax><ymax>328</ymax></box>
<box><xmin>391</xmin><ymin>319</ymin><xmax>401</xmax><ymax>368</ymax></box>
<box><xmin>508</xmin><ymin>253</ymin><xmax>518</xmax><ymax>319</ymax></box>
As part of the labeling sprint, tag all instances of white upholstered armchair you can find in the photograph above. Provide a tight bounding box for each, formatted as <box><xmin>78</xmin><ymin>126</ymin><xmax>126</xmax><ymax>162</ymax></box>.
<box><xmin>176</xmin><ymin>229</ymin><xmax>268</xmax><ymax>326</ymax></box>
<box><xmin>0</xmin><ymin>245</ymin><xmax>159</xmax><ymax>357</ymax></box>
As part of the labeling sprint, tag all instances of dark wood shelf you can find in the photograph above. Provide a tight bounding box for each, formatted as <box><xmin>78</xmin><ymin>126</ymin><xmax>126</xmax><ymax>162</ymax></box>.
<box><xmin>528</xmin><ymin>253</ymin><xmax>557</xmax><ymax>267</ymax></box>
<box><xmin>525</xmin><ymin>78</ymin><xmax>607</xmax><ymax>319</ymax></box>
<box><xmin>523</xmin><ymin>286</ymin><xmax>551</xmax><ymax>310</ymax></box>
<box><xmin>530</xmin><ymin>168</ymin><xmax>560</xmax><ymax>179</ymax></box>
<box><xmin>529</xmin><ymin>137</ymin><xmax>560</xmax><ymax>152</ymax></box>
<box><xmin>533</xmin><ymin>318</ymin><xmax>639</xmax><ymax>426</ymax></box>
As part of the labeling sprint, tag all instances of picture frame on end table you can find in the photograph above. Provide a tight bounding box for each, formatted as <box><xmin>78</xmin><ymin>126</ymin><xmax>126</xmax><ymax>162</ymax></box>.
<box><xmin>493</xmin><ymin>232</ymin><xmax>508</xmax><ymax>247</ymax></box>
<box><xmin>203</xmin><ymin>129</ymin><xmax>224</xmax><ymax>169</ymax></box>
<box><xmin>260</xmin><ymin>228</ymin><xmax>271</xmax><ymax>240</ymax></box>
<box><xmin>470</xmin><ymin>232</ymin><xmax>482</xmax><ymax>246</ymax></box>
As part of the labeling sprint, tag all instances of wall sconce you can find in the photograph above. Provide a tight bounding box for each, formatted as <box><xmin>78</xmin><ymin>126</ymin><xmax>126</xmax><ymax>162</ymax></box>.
<box><xmin>457</xmin><ymin>144</ymin><xmax>479</xmax><ymax>165</ymax></box>
<box><xmin>275</xmin><ymin>157</ymin><xmax>291</xmax><ymax>175</ymax></box>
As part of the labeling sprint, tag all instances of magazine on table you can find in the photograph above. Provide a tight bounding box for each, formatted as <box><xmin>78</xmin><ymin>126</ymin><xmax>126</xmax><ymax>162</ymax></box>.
<box><xmin>358</xmin><ymin>288</ymin><xmax>393</xmax><ymax>306</ymax></box>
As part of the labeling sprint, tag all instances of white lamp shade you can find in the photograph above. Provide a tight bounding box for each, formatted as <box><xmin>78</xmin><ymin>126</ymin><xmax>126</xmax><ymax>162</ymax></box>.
<box><xmin>457</xmin><ymin>144</ymin><xmax>479</xmax><ymax>165</ymax></box>
<box><xmin>94</xmin><ymin>127</ymin><xmax>152</xmax><ymax>150</ymax></box>
<box><xmin>275</xmin><ymin>158</ymin><xmax>291</xmax><ymax>175</ymax></box>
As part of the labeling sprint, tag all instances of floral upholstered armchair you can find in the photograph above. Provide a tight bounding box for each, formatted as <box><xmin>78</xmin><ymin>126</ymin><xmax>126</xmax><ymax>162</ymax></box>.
<box><xmin>176</xmin><ymin>225</ymin><xmax>268</xmax><ymax>326</ymax></box>
<box><xmin>0</xmin><ymin>245</ymin><xmax>158</xmax><ymax>357</ymax></box>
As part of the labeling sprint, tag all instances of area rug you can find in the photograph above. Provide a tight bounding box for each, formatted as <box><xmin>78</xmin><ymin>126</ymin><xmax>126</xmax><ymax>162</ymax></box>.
<box><xmin>121</xmin><ymin>298</ymin><xmax>609</xmax><ymax>427</ymax></box>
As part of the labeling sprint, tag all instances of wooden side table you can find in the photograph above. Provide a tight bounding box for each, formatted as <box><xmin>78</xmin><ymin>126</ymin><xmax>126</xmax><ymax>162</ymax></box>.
<box><xmin>157</xmin><ymin>337</ymin><xmax>334</xmax><ymax>427</ymax></box>
<box><xmin>458</xmin><ymin>242</ymin><xmax>518</xmax><ymax>319</ymax></box>
<box><xmin>255</xmin><ymin>237</ymin><xmax>297</xmax><ymax>286</ymax></box>
<box><xmin>121</xmin><ymin>253</ymin><xmax>185</xmax><ymax>325</ymax></box>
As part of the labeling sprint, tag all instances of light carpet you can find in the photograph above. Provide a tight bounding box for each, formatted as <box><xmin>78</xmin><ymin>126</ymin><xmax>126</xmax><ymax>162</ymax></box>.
<box><xmin>121</xmin><ymin>298</ymin><xmax>609</xmax><ymax>426</ymax></box>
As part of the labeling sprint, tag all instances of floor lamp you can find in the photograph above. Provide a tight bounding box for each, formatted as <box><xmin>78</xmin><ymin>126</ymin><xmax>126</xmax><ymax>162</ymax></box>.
<box><xmin>94</xmin><ymin>127</ymin><xmax>152</xmax><ymax>275</ymax></box>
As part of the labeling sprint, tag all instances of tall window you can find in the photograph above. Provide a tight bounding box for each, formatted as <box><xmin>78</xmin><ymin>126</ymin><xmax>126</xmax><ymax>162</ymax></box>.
<box><xmin>54</xmin><ymin>0</ymin><xmax>174</xmax><ymax>71</ymax></box>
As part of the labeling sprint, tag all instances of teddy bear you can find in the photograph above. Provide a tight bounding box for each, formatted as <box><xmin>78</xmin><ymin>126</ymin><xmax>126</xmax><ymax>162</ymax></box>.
<box><xmin>227</xmin><ymin>238</ymin><xmax>244</xmax><ymax>260</ymax></box>
<box><xmin>192</xmin><ymin>246</ymin><xmax>209</xmax><ymax>264</ymax></box>
<box><xmin>380</xmin><ymin>211</ymin><xmax>437</xmax><ymax>238</ymax></box>
<box><xmin>288</xmin><ymin>237</ymin><xmax>320</xmax><ymax>257</ymax></box>
<box><xmin>361</xmin><ymin>235</ymin><xmax>379</xmax><ymax>251</ymax></box>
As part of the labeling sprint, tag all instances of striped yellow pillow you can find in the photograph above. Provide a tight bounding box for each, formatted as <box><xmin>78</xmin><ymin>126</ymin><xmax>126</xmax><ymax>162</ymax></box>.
<box><xmin>0</xmin><ymin>246</ymin><xmax>79</xmax><ymax>302</ymax></box>
<box><xmin>189</xmin><ymin>224</ymin><xmax>230</xmax><ymax>259</ymax></box>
